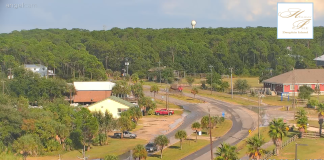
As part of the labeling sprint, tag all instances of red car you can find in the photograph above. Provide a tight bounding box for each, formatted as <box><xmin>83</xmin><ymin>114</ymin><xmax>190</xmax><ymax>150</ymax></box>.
<box><xmin>155</xmin><ymin>109</ymin><xmax>174</xmax><ymax>115</ymax></box>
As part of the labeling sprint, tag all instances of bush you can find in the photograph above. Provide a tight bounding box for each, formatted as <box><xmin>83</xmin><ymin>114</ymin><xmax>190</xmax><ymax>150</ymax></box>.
<box><xmin>147</xmin><ymin>109</ymin><xmax>154</xmax><ymax>115</ymax></box>
<box><xmin>131</xmin><ymin>121</ymin><xmax>137</xmax><ymax>130</ymax></box>
<box><xmin>307</xmin><ymin>99</ymin><xmax>318</xmax><ymax>108</ymax></box>
<box><xmin>201</xmin><ymin>80</ymin><xmax>206</xmax><ymax>89</ymax></box>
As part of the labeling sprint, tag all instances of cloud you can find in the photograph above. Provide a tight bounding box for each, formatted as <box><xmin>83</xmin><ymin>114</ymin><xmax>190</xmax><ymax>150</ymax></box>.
<box><xmin>159</xmin><ymin>0</ymin><xmax>324</xmax><ymax>21</ymax></box>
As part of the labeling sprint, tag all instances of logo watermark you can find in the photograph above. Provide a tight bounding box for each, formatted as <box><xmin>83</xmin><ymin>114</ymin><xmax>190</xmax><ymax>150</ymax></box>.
<box><xmin>6</xmin><ymin>3</ymin><xmax>37</xmax><ymax>9</ymax></box>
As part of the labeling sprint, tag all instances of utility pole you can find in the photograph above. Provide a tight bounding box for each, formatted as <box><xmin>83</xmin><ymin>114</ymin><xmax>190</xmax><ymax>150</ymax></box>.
<box><xmin>292</xmin><ymin>68</ymin><xmax>296</xmax><ymax>108</ymax></box>
<box><xmin>258</xmin><ymin>94</ymin><xmax>261</xmax><ymax>139</ymax></box>
<box><xmin>208</xmin><ymin>108</ymin><xmax>213</xmax><ymax>160</ymax></box>
<box><xmin>1</xmin><ymin>80</ymin><xmax>4</xmax><ymax>94</ymax></box>
<box><xmin>209</xmin><ymin>65</ymin><xmax>213</xmax><ymax>95</ymax></box>
<box><xmin>229</xmin><ymin>67</ymin><xmax>233</xmax><ymax>99</ymax></box>
<box><xmin>158</xmin><ymin>61</ymin><xmax>162</xmax><ymax>86</ymax></box>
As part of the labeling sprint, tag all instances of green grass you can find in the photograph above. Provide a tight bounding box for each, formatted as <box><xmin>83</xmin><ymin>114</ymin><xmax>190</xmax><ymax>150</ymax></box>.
<box><xmin>269</xmin><ymin>138</ymin><xmax>324</xmax><ymax>159</ymax></box>
<box><xmin>193</xmin><ymin>119</ymin><xmax>233</xmax><ymax>138</ymax></box>
<box><xmin>168</xmin><ymin>94</ymin><xmax>204</xmax><ymax>103</ymax></box>
<box><xmin>288</xmin><ymin>119</ymin><xmax>320</xmax><ymax>128</ymax></box>
<box><xmin>223</xmin><ymin>77</ymin><xmax>262</xmax><ymax>88</ymax></box>
<box><xmin>183</xmin><ymin>88</ymin><xmax>257</xmax><ymax>106</ymax></box>
<box><xmin>30</xmin><ymin>139</ymin><xmax>147</xmax><ymax>160</ymax></box>
<box><xmin>147</xmin><ymin>139</ymin><xmax>209</xmax><ymax>160</ymax></box>
<box><xmin>154</xmin><ymin>99</ymin><xmax>182</xmax><ymax>109</ymax></box>
<box><xmin>237</xmin><ymin>127</ymin><xmax>271</xmax><ymax>158</ymax></box>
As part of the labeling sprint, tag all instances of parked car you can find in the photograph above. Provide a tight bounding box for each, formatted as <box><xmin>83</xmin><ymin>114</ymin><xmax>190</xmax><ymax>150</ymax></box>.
<box><xmin>145</xmin><ymin>142</ymin><xmax>158</xmax><ymax>152</ymax></box>
<box><xmin>114</xmin><ymin>131</ymin><xmax>137</xmax><ymax>139</ymax></box>
<box><xmin>155</xmin><ymin>109</ymin><xmax>174</xmax><ymax>115</ymax></box>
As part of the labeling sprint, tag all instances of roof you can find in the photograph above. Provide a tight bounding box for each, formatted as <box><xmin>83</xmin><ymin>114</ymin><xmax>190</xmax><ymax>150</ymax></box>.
<box><xmin>73</xmin><ymin>81</ymin><xmax>115</xmax><ymax>91</ymax></box>
<box><xmin>314</xmin><ymin>55</ymin><xmax>324</xmax><ymax>61</ymax></box>
<box><xmin>108</xmin><ymin>96</ymin><xmax>136</xmax><ymax>107</ymax></box>
<box><xmin>148</xmin><ymin>66</ymin><xmax>166</xmax><ymax>72</ymax></box>
<box><xmin>88</xmin><ymin>96</ymin><xmax>136</xmax><ymax>108</ymax></box>
<box><xmin>263</xmin><ymin>69</ymin><xmax>324</xmax><ymax>84</ymax></box>
<box><xmin>24</xmin><ymin>64</ymin><xmax>47</xmax><ymax>68</ymax></box>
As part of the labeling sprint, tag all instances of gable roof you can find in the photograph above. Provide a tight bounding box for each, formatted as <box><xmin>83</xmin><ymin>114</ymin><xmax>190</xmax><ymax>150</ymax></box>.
<box><xmin>24</xmin><ymin>64</ymin><xmax>47</xmax><ymax>68</ymax></box>
<box><xmin>88</xmin><ymin>96</ymin><xmax>135</xmax><ymax>108</ymax></box>
<box><xmin>73</xmin><ymin>81</ymin><xmax>115</xmax><ymax>91</ymax></box>
<box><xmin>263</xmin><ymin>69</ymin><xmax>324</xmax><ymax>84</ymax></box>
<box><xmin>314</xmin><ymin>55</ymin><xmax>324</xmax><ymax>61</ymax></box>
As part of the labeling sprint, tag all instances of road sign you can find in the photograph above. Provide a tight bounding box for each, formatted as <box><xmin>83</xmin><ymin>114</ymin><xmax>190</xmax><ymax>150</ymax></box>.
<box><xmin>249</xmin><ymin>130</ymin><xmax>252</xmax><ymax>134</ymax></box>
<box><xmin>222</xmin><ymin>112</ymin><xmax>225</xmax><ymax>118</ymax></box>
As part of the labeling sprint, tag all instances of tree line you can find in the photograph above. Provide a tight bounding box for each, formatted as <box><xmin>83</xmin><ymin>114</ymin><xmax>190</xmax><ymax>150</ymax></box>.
<box><xmin>1</xmin><ymin>27</ymin><xmax>324</xmax><ymax>82</ymax></box>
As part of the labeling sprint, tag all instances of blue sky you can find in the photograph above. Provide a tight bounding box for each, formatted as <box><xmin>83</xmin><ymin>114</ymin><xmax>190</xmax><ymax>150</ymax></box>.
<box><xmin>1</xmin><ymin>0</ymin><xmax>324</xmax><ymax>33</ymax></box>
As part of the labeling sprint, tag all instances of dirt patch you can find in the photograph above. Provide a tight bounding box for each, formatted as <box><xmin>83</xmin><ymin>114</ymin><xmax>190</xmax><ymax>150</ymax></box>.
<box><xmin>133</xmin><ymin>112</ymin><xmax>183</xmax><ymax>141</ymax></box>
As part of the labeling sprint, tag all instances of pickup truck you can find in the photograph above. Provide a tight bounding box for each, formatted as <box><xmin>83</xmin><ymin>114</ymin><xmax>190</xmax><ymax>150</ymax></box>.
<box><xmin>114</xmin><ymin>131</ymin><xmax>137</xmax><ymax>139</ymax></box>
<box><xmin>155</xmin><ymin>109</ymin><xmax>174</xmax><ymax>115</ymax></box>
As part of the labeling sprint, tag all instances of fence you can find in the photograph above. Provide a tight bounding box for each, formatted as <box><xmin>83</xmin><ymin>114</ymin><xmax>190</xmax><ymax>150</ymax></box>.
<box><xmin>302</xmin><ymin>131</ymin><xmax>323</xmax><ymax>138</ymax></box>
<box><xmin>263</xmin><ymin>134</ymin><xmax>298</xmax><ymax>159</ymax></box>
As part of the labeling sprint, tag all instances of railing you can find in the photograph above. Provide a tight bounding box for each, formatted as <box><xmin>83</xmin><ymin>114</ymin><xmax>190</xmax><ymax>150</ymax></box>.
<box><xmin>262</xmin><ymin>134</ymin><xmax>298</xmax><ymax>159</ymax></box>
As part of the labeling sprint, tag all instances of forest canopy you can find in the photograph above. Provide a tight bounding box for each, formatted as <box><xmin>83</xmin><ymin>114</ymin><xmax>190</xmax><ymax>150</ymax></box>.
<box><xmin>0</xmin><ymin>27</ymin><xmax>324</xmax><ymax>81</ymax></box>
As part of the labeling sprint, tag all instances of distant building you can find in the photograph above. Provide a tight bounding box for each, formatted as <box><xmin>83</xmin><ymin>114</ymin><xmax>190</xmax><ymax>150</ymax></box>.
<box><xmin>313</xmin><ymin>55</ymin><xmax>324</xmax><ymax>66</ymax></box>
<box><xmin>87</xmin><ymin>96</ymin><xmax>136</xmax><ymax>118</ymax></box>
<box><xmin>263</xmin><ymin>69</ymin><xmax>324</xmax><ymax>96</ymax></box>
<box><xmin>73</xmin><ymin>81</ymin><xmax>115</xmax><ymax>104</ymax></box>
<box><xmin>24</xmin><ymin>64</ymin><xmax>55</xmax><ymax>78</ymax></box>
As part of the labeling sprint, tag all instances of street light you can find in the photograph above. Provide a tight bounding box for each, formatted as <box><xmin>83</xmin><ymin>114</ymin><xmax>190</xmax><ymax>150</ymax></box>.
<box><xmin>209</xmin><ymin>65</ymin><xmax>213</xmax><ymax>95</ymax></box>
<box><xmin>295</xmin><ymin>143</ymin><xmax>307</xmax><ymax>160</ymax></box>
<box><xmin>229</xmin><ymin>67</ymin><xmax>233</xmax><ymax>99</ymax></box>
<box><xmin>125</xmin><ymin>58</ymin><xmax>129</xmax><ymax>76</ymax></box>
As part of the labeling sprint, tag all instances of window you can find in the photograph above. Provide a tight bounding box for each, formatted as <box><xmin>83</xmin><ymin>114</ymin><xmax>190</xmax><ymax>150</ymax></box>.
<box><xmin>315</xmin><ymin>84</ymin><xmax>320</xmax><ymax>90</ymax></box>
<box><xmin>290</xmin><ymin>85</ymin><xmax>295</xmax><ymax>90</ymax></box>
<box><xmin>307</xmin><ymin>84</ymin><xmax>312</xmax><ymax>88</ymax></box>
<box><xmin>117</xmin><ymin>108</ymin><xmax>127</xmax><ymax>116</ymax></box>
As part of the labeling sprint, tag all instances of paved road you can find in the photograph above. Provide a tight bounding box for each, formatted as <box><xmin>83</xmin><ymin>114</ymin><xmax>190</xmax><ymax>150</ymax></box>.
<box><xmin>121</xmin><ymin>87</ymin><xmax>256</xmax><ymax>160</ymax></box>
<box><xmin>180</xmin><ymin>92</ymin><xmax>256</xmax><ymax>160</ymax></box>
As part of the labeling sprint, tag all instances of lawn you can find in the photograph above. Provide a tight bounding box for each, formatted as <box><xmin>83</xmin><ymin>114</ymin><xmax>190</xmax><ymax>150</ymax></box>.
<box><xmin>269</xmin><ymin>138</ymin><xmax>324</xmax><ymax>159</ymax></box>
<box><xmin>154</xmin><ymin>99</ymin><xmax>183</xmax><ymax>109</ymax></box>
<box><xmin>147</xmin><ymin>139</ymin><xmax>209</xmax><ymax>160</ymax></box>
<box><xmin>183</xmin><ymin>88</ymin><xmax>257</xmax><ymax>106</ymax></box>
<box><xmin>288</xmin><ymin>119</ymin><xmax>320</xmax><ymax>128</ymax></box>
<box><xmin>223</xmin><ymin>77</ymin><xmax>262</xmax><ymax>88</ymax></box>
<box><xmin>28</xmin><ymin>139</ymin><xmax>147</xmax><ymax>160</ymax></box>
<box><xmin>237</xmin><ymin>127</ymin><xmax>271</xmax><ymax>158</ymax></box>
<box><xmin>168</xmin><ymin>93</ymin><xmax>204</xmax><ymax>104</ymax></box>
<box><xmin>194</xmin><ymin>119</ymin><xmax>233</xmax><ymax>138</ymax></box>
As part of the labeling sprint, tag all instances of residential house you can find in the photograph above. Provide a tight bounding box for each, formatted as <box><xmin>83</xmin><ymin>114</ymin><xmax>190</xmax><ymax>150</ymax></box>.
<box><xmin>263</xmin><ymin>69</ymin><xmax>324</xmax><ymax>96</ymax></box>
<box><xmin>73</xmin><ymin>81</ymin><xmax>116</xmax><ymax>104</ymax></box>
<box><xmin>87</xmin><ymin>96</ymin><xmax>136</xmax><ymax>118</ymax></box>
<box><xmin>24</xmin><ymin>64</ymin><xmax>55</xmax><ymax>78</ymax></box>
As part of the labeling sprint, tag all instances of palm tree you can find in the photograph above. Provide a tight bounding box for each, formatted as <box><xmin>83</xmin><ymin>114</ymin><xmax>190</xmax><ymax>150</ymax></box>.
<box><xmin>215</xmin><ymin>143</ymin><xmax>238</xmax><ymax>160</ymax></box>
<box><xmin>268</xmin><ymin>118</ymin><xmax>288</xmax><ymax>155</ymax></box>
<box><xmin>175</xmin><ymin>130</ymin><xmax>187</xmax><ymax>150</ymax></box>
<box><xmin>150</xmin><ymin>84</ymin><xmax>159</xmax><ymax>99</ymax></box>
<box><xmin>191</xmin><ymin>122</ymin><xmax>201</xmax><ymax>142</ymax></box>
<box><xmin>247</xmin><ymin>135</ymin><xmax>266</xmax><ymax>160</ymax></box>
<box><xmin>211</xmin><ymin>116</ymin><xmax>225</xmax><ymax>129</ymax></box>
<box><xmin>201</xmin><ymin>116</ymin><xmax>210</xmax><ymax>135</ymax></box>
<box><xmin>317</xmin><ymin>103</ymin><xmax>324</xmax><ymax>136</ymax></box>
<box><xmin>128</xmin><ymin>107</ymin><xmax>143</xmax><ymax>123</ymax></box>
<box><xmin>132</xmin><ymin>144</ymin><xmax>148</xmax><ymax>160</ymax></box>
<box><xmin>154</xmin><ymin>135</ymin><xmax>170</xmax><ymax>159</ymax></box>
<box><xmin>294</xmin><ymin>108</ymin><xmax>307</xmax><ymax>120</ymax></box>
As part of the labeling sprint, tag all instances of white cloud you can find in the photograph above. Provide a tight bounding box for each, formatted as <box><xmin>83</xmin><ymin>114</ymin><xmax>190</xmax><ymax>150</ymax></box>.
<box><xmin>159</xmin><ymin>0</ymin><xmax>324</xmax><ymax>21</ymax></box>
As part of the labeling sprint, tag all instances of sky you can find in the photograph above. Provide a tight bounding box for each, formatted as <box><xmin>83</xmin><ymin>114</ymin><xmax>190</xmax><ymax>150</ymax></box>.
<box><xmin>1</xmin><ymin>0</ymin><xmax>324</xmax><ymax>33</ymax></box>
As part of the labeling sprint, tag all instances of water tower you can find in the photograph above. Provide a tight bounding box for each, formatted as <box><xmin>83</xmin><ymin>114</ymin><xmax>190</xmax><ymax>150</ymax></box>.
<box><xmin>191</xmin><ymin>20</ymin><xmax>196</xmax><ymax>29</ymax></box>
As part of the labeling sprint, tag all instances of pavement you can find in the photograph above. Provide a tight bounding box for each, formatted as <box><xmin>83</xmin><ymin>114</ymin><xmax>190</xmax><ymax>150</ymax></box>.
<box><xmin>120</xmin><ymin>87</ymin><xmax>258</xmax><ymax>160</ymax></box>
